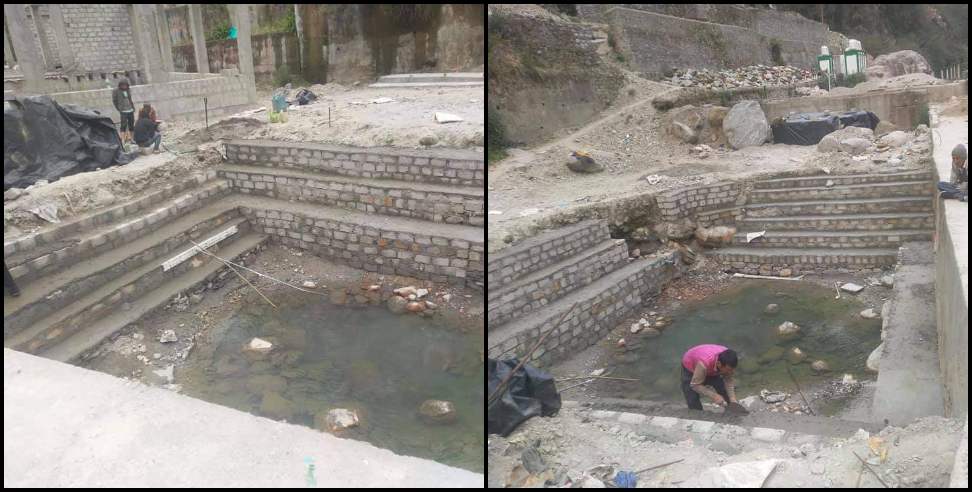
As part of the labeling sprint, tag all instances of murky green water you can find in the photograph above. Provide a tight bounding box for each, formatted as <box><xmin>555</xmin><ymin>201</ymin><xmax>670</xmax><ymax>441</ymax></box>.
<box><xmin>178</xmin><ymin>297</ymin><xmax>484</xmax><ymax>473</ymax></box>
<box><xmin>601</xmin><ymin>280</ymin><xmax>882</xmax><ymax>414</ymax></box>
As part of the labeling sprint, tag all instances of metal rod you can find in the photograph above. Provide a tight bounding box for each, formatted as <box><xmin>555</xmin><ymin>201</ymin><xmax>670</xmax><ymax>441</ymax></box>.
<box><xmin>785</xmin><ymin>363</ymin><xmax>815</xmax><ymax>416</ymax></box>
<box><xmin>559</xmin><ymin>379</ymin><xmax>596</xmax><ymax>392</ymax></box>
<box><xmin>634</xmin><ymin>459</ymin><xmax>684</xmax><ymax>475</ymax></box>
<box><xmin>733</xmin><ymin>273</ymin><xmax>805</xmax><ymax>281</ymax></box>
<box><xmin>328</xmin><ymin>105</ymin><xmax>331</xmax><ymax>127</ymax></box>
<box><xmin>204</xmin><ymin>97</ymin><xmax>208</xmax><ymax>129</ymax></box>
<box><xmin>487</xmin><ymin>302</ymin><xmax>580</xmax><ymax>407</ymax></box>
<box><xmin>556</xmin><ymin>376</ymin><xmax>640</xmax><ymax>382</ymax></box>
<box><xmin>189</xmin><ymin>239</ymin><xmax>276</xmax><ymax>308</ymax></box>
<box><xmin>851</xmin><ymin>451</ymin><xmax>889</xmax><ymax>488</ymax></box>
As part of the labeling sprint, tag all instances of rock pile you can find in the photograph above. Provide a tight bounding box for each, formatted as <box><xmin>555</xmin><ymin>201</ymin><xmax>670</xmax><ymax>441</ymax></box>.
<box><xmin>668</xmin><ymin>65</ymin><xmax>815</xmax><ymax>89</ymax></box>
<box><xmin>865</xmin><ymin>50</ymin><xmax>932</xmax><ymax>79</ymax></box>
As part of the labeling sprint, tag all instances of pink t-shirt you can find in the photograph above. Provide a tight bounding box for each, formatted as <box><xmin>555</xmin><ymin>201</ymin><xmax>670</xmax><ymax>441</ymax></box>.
<box><xmin>682</xmin><ymin>344</ymin><xmax>728</xmax><ymax>376</ymax></box>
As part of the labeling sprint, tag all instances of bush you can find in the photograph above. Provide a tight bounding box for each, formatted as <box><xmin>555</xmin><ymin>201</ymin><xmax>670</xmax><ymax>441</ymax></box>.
<box><xmin>488</xmin><ymin>105</ymin><xmax>509</xmax><ymax>164</ymax></box>
<box><xmin>917</xmin><ymin>102</ymin><xmax>930</xmax><ymax>127</ymax></box>
<box><xmin>770</xmin><ymin>39</ymin><xmax>784</xmax><ymax>66</ymax></box>
<box><xmin>271</xmin><ymin>65</ymin><xmax>307</xmax><ymax>88</ymax></box>
<box><xmin>843</xmin><ymin>72</ymin><xmax>867</xmax><ymax>88</ymax></box>
<box><xmin>206</xmin><ymin>20</ymin><xmax>232</xmax><ymax>42</ymax></box>
<box><xmin>718</xmin><ymin>90</ymin><xmax>732</xmax><ymax>107</ymax></box>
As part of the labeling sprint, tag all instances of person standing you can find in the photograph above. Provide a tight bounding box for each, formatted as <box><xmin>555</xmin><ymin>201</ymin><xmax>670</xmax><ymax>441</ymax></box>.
<box><xmin>112</xmin><ymin>78</ymin><xmax>136</xmax><ymax>145</ymax></box>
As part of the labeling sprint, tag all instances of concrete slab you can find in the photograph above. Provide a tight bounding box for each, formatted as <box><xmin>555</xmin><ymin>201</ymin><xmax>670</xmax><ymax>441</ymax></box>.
<box><xmin>872</xmin><ymin>241</ymin><xmax>945</xmax><ymax>425</ymax></box>
<box><xmin>3</xmin><ymin>349</ymin><xmax>482</xmax><ymax>487</ymax></box>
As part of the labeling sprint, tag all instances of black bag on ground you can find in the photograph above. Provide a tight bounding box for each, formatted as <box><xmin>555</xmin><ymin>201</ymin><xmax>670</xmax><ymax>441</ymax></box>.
<box><xmin>771</xmin><ymin>112</ymin><xmax>840</xmax><ymax>145</ymax></box>
<box><xmin>4</xmin><ymin>95</ymin><xmax>135</xmax><ymax>190</ymax></box>
<box><xmin>295</xmin><ymin>88</ymin><xmax>318</xmax><ymax>106</ymax></box>
<box><xmin>487</xmin><ymin>358</ymin><xmax>562</xmax><ymax>437</ymax></box>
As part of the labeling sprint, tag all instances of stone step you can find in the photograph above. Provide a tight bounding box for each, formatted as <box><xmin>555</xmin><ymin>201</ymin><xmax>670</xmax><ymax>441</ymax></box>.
<box><xmin>487</xmin><ymin>238</ymin><xmax>629</xmax><ymax>329</ymax></box>
<box><xmin>753</xmin><ymin>171</ymin><xmax>933</xmax><ymax>190</ymax></box>
<box><xmin>224</xmin><ymin>139</ymin><xmax>484</xmax><ymax>188</ymax></box>
<box><xmin>744</xmin><ymin>196</ymin><xmax>933</xmax><ymax>217</ymax></box>
<box><xmin>731</xmin><ymin>229</ymin><xmax>933</xmax><ymax>249</ymax></box>
<box><xmin>748</xmin><ymin>181</ymin><xmax>933</xmax><ymax>203</ymax></box>
<box><xmin>376</xmin><ymin>72</ymin><xmax>483</xmax><ymax>84</ymax></box>
<box><xmin>582</xmin><ymin>398</ymin><xmax>885</xmax><ymax>439</ymax></box>
<box><xmin>6</xmin><ymin>216</ymin><xmax>252</xmax><ymax>356</ymax></box>
<box><xmin>711</xmin><ymin>247</ymin><xmax>899</xmax><ymax>271</ymax></box>
<box><xmin>218</xmin><ymin>164</ymin><xmax>484</xmax><ymax>227</ymax></box>
<box><xmin>3</xmin><ymin>201</ymin><xmax>241</xmax><ymax>339</ymax></box>
<box><xmin>3</xmin><ymin>175</ymin><xmax>227</xmax><ymax>286</ymax></box>
<box><xmin>738</xmin><ymin>212</ymin><xmax>935</xmax><ymax>232</ymax></box>
<box><xmin>368</xmin><ymin>81</ymin><xmax>484</xmax><ymax>88</ymax></box>
<box><xmin>41</xmin><ymin>232</ymin><xmax>269</xmax><ymax>363</ymax></box>
<box><xmin>226</xmin><ymin>195</ymin><xmax>484</xmax><ymax>290</ymax></box>
<box><xmin>488</xmin><ymin>220</ymin><xmax>609</xmax><ymax>290</ymax></box>
<box><xmin>488</xmin><ymin>250</ymin><xmax>681</xmax><ymax>368</ymax></box>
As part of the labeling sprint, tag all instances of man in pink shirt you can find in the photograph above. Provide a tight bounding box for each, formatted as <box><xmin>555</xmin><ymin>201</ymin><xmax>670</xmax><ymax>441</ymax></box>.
<box><xmin>680</xmin><ymin>344</ymin><xmax>738</xmax><ymax>411</ymax></box>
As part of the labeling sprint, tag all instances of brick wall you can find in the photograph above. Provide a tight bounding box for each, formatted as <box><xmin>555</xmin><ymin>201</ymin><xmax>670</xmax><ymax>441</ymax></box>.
<box><xmin>241</xmin><ymin>207</ymin><xmax>483</xmax><ymax>290</ymax></box>
<box><xmin>488</xmin><ymin>250</ymin><xmax>682</xmax><ymax>368</ymax></box>
<box><xmin>487</xmin><ymin>220</ymin><xmax>609</xmax><ymax>289</ymax></box>
<box><xmin>656</xmin><ymin>181</ymin><xmax>745</xmax><ymax>222</ymax></box>
<box><xmin>61</xmin><ymin>4</ymin><xmax>139</xmax><ymax>73</ymax></box>
<box><xmin>24</xmin><ymin>5</ymin><xmax>61</xmax><ymax>69</ymax></box>
<box><xmin>487</xmin><ymin>239</ymin><xmax>628</xmax><ymax>328</ymax></box>
<box><xmin>219</xmin><ymin>168</ymin><xmax>484</xmax><ymax>226</ymax></box>
<box><xmin>224</xmin><ymin>141</ymin><xmax>485</xmax><ymax>187</ymax></box>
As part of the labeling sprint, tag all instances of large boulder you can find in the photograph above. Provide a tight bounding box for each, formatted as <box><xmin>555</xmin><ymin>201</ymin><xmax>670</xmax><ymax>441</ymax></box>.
<box><xmin>665</xmin><ymin>104</ymin><xmax>729</xmax><ymax>145</ymax></box>
<box><xmin>776</xmin><ymin>321</ymin><xmax>802</xmax><ymax>341</ymax></box>
<box><xmin>839</xmin><ymin>137</ymin><xmax>870</xmax><ymax>155</ymax></box>
<box><xmin>724</xmin><ymin>101</ymin><xmax>772</xmax><ymax>149</ymax></box>
<box><xmin>877</xmin><ymin>130</ymin><xmax>909</xmax><ymax>148</ymax></box>
<box><xmin>566</xmin><ymin>151</ymin><xmax>604</xmax><ymax>173</ymax></box>
<box><xmin>695</xmin><ymin>226</ymin><xmax>736</xmax><ymax>247</ymax></box>
<box><xmin>866</xmin><ymin>342</ymin><xmax>884</xmax><ymax>373</ymax></box>
<box><xmin>671</xmin><ymin>122</ymin><xmax>699</xmax><ymax>144</ymax></box>
<box><xmin>866</xmin><ymin>50</ymin><xmax>932</xmax><ymax>79</ymax></box>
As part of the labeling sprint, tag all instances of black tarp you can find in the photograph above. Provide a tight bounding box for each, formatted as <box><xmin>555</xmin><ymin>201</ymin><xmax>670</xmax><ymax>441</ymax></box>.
<box><xmin>771</xmin><ymin>110</ymin><xmax>881</xmax><ymax>146</ymax></box>
<box><xmin>4</xmin><ymin>95</ymin><xmax>136</xmax><ymax>191</ymax></box>
<box><xmin>487</xmin><ymin>358</ymin><xmax>562</xmax><ymax>437</ymax></box>
<box><xmin>772</xmin><ymin>112</ymin><xmax>840</xmax><ymax>145</ymax></box>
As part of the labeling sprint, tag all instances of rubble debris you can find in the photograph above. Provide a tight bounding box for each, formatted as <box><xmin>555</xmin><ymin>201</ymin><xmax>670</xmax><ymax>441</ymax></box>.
<box><xmin>29</xmin><ymin>202</ymin><xmax>60</xmax><ymax>223</ymax></box>
<box><xmin>841</xmin><ymin>282</ymin><xmax>865</xmax><ymax>293</ymax></box>
<box><xmin>158</xmin><ymin>329</ymin><xmax>178</xmax><ymax>343</ymax></box>
<box><xmin>760</xmin><ymin>389</ymin><xmax>789</xmax><ymax>403</ymax></box>
<box><xmin>667</xmin><ymin>65</ymin><xmax>814</xmax><ymax>89</ymax></box>
<box><xmin>860</xmin><ymin>308</ymin><xmax>880</xmax><ymax>319</ymax></box>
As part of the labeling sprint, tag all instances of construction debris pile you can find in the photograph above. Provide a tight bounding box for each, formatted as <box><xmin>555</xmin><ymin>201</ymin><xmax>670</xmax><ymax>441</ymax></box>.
<box><xmin>668</xmin><ymin>65</ymin><xmax>816</xmax><ymax>89</ymax></box>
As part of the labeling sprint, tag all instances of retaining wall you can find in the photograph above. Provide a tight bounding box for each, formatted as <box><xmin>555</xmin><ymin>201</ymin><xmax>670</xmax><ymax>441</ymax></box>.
<box><xmin>488</xmin><ymin>250</ymin><xmax>682</xmax><ymax>368</ymax></box>
<box><xmin>487</xmin><ymin>221</ymin><xmax>609</xmax><ymax>289</ymax></box>
<box><xmin>224</xmin><ymin>140</ymin><xmax>484</xmax><ymax>187</ymax></box>
<box><xmin>241</xmin><ymin>207</ymin><xmax>483</xmax><ymax>290</ymax></box>
<box><xmin>762</xmin><ymin>81</ymin><xmax>967</xmax><ymax>130</ymax></box>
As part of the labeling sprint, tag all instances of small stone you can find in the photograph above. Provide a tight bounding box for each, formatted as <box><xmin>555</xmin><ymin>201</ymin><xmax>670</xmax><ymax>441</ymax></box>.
<box><xmin>419</xmin><ymin>135</ymin><xmax>438</xmax><ymax>147</ymax></box>
<box><xmin>764</xmin><ymin>303</ymin><xmax>780</xmax><ymax>314</ymax></box>
<box><xmin>190</xmin><ymin>293</ymin><xmax>203</xmax><ymax>304</ymax></box>
<box><xmin>416</xmin><ymin>288</ymin><xmax>429</xmax><ymax>298</ymax></box>
<box><xmin>840</xmin><ymin>282</ymin><xmax>864</xmax><ymax>293</ymax></box>
<box><xmin>424</xmin><ymin>300</ymin><xmax>437</xmax><ymax>310</ymax></box>
<box><xmin>825</xmin><ymin>180</ymin><xmax>835</xmax><ymax>187</ymax></box>
<box><xmin>779</xmin><ymin>268</ymin><xmax>792</xmax><ymax>277</ymax></box>
<box><xmin>786</xmin><ymin>347</ymin><xmax>807</xmax><ymax>364</ymax></box>
<box><xmin>159</xmin><ymin>330</ymin><xmax>178</xmax><ymax>343</ymax></box>
<box><xmin>630</xmin><ymin>323</ymin><xmax>642</xmax><ymax>334</ymax></box>
<box><xmin>387</xmin><ymin>295</ymin><xmax>408</xmax><ymax>314</ymax></box>
<box><xmin>860</xmin><ymin>308</ymin><xmax>879</xmax><ymax>319</ymax></box>
<box><xmin>319</xmin><ymin>408</ymin><xmax>359</xmax><ymax>432</ymax></box>
<box><xmin>811</xmin><ymin>360</ymin><xmax>831</xmax><ymax>373</ymax></box>
<box><xmin>881</xmin><ymin>275</ymin><xmax>894</xmax><ymax>288</ymax></box>
<box><xmin>617</xmin><ymin>338</ymin><xmax>626</xmax><ymax>348</ymax></box>
<box><xmin>642</xmin><ymin>327</ymin><xmax>661</xmax><ymax>338</ymax></box>
<box><xmin>395</xmin><ymin>286</ymin><xmax>417</xmax><ymax>297</ymax></box>
<box><xmin>866</xmin><ymin>342</ymin><xmax>883</xmax><ymax>373</ymax></box>
<box><xmin>776</xmin><ymin>321</ymin><xmax>801</xmax><ymax>341</ymax></box>
<box><xmin>854</xmin><ymin>429</ymin><xmax>870</xmax><ymax>440</ymax></box>
<box><xmin>631</xmin><ymin>248</ymin><xmax>641</xmax><ymax>258</ymax></box>
<box><xmin>408</xmin><ymin>294</ymin><xmax>417</xmax><ymax>301</ymax></box>
<box><xmin>418</xmin><ymin>399</ymin><xmax>457</xmax><ymax>424</ymax></box>
<box><xmin>302</xmin><ymin>281</ymin><xmax>317</xmax><ymax>289</ymax></box>
<box><xmin>406</xmin><ymin>301</ymin><xmax>426</xmax><ymax>313</ymax></box>
<box><xmin>132</xmin><ymin>333</ymin><xmax>144</xmax><ymax>341</ymax></box>
<box><xmin>442</xmin><ymin>294</ymin><xmax>452</xmax><ymax>302</ymax></box>
<box><xmin>590</xmin><ymin>368</ymin><xmax>606</xmax><ymax>377</ymax></box>
<box><xmin>368</xmin><ymin>284</ymin><xmax>381</xmax><ymax>291</ymax></box>
<box><xmin>842</xmin><ymin>374</ymin><xmax>857</xmax><ymax>385</ymax></box>
<box><xmin>152</xmin><ymin>353</ymin><xmax>161</xmax><ymax>359</ymax></box>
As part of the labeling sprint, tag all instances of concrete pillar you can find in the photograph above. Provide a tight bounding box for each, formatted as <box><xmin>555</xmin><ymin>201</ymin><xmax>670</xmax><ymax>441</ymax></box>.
<box><xmin>131</xmin><ymin>4</ymin><xmax>167</xmax><ymax>84</ymax></box>
<box><xmin>187</xmin><ymin>4</ymin><xmax>209</xmax><ymax>74</ymax></box>
<box><xmin>4</xmin><ymin>4</ymin><xmax>45</xmax><ymax>90</ymax></box>
<box><xmin>155</xmin><ymin>4</ymin><xmax>175</xmax><ymax>73</ymax></box>
<box><xmin>231</xmin><ymin>4</ymin><xmax>257</xmax><ymax>102</ymax></box>
<box><xmin>46</xmin><ymin>4</ymin><xmax>75</xmax><ymax>71</ymax></box>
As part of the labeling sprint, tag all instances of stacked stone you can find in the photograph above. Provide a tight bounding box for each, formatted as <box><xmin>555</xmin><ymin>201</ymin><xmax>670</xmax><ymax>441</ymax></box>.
<box><xmin>669</xmin><ymin>65</ymin><xmax>815</xmax><ymax>89</ymax></box>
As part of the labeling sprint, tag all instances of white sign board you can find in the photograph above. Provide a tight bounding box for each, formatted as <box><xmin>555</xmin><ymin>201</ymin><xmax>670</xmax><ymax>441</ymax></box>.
<box><xmin>162</xmin><ymin>224</ymin><xmax>238</xmax><ymax>272</ymax></box>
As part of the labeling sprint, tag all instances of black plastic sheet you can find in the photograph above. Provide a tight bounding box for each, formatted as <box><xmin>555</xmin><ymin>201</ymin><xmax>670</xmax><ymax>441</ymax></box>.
<box><xmin>4</xmin><ymin>95</ymin><xmax>136</xmax><ymax>191</ymax></box>
<box><xmin>837</xmin><ymin>110</ymin><xmax>880</xmax><ymax>130</ymax></box>
<box><xmin>488</xmin><ymin>358</ymin><xmax>562</xmax><ymax>437</ymax></box>
<box><xmin>294</xmin><ymin>88</ymin><xmax>318</xmax><ymax>106</ymax></box>
<box><xmin>771</xmin><ymin>112</ymin><xmax>840</xmax><ymax>145</ymax></box>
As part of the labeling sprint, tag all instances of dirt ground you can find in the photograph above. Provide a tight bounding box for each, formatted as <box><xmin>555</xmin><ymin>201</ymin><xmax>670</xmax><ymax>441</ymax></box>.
<box><xmin>487</xmin><ymin>401</ymin><xmax>964</xmax><ymax>488</ymax></box>
<box><xmin>487</xmin><ymin>73</ymin><xmax>932</xmax><ymax>252</ymax></box>
<box><xmin>80</xmin><ymin>242</ymin><xmax>484</xmax><ymax>389</ymax></box>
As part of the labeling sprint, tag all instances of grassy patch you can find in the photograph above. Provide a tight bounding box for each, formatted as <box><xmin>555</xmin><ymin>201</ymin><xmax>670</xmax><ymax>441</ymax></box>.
<box><xmin>769</xmin><ymin>38</ymin><xmax>784</xmax><ymax>66</ymax></box>
<box><xmin>917</xmin><ymin>102</ymin><xmax>929</xmax><ymax>127</ymax></box>
<box><xmin>488</xmin><ymin>105</ymin><xmax>509</xmax><ymax>164</ymax></box>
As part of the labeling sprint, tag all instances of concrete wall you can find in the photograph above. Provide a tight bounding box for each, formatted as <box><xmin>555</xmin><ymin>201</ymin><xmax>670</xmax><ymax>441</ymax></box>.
<box><xmin>172</xmin><ymin>33</ymin><xmax>299</xmax><ymax>83</ymax></box>
<box><xmin>930</xmin><ymin>109</ymin><xmax>969</xmax><ymax>419</ymax></box>
<box><xmin>224</xmin><ymin>141</ymin><xmax>484</xmax><ymax>187</ymax></box>
<box><xmin>44</xmin><ymin>72</ymin><xmax>253</xmax><ymax>123</ymax></box>
<box><xmin>762</xmin><ymin>81</ymin><xmax>968</xmax><ymax>130</ymax></box>
<box><xmin>605</xmin><ymin>6</ymin><xmax>825</xmax><ymax>76</ymax></box>
<box><xmin>61</xmin><ymin>4</ymin><xmax>139</xmax><ymax>72</ymax></box>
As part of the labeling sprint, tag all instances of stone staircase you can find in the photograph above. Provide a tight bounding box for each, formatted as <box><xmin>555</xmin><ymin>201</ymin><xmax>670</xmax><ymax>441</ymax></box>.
<box><xmin>712</xmin><ymin>170</ymin><xmax>935</xmax><ymax>274</ymax></box>
<box><xmin>487</xmin><ymin>220</ymin><xmax>682</xmax><ymax>368</ymax></box>
<box><xmin>4</xmin><ymin>140</ymin><xmax>484</xmax><ymax>363</ymax></box>
<box><xmin>368</xmin><ymin>72</ymin><xmax>484</xmax><ymax>89</ymax></box>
